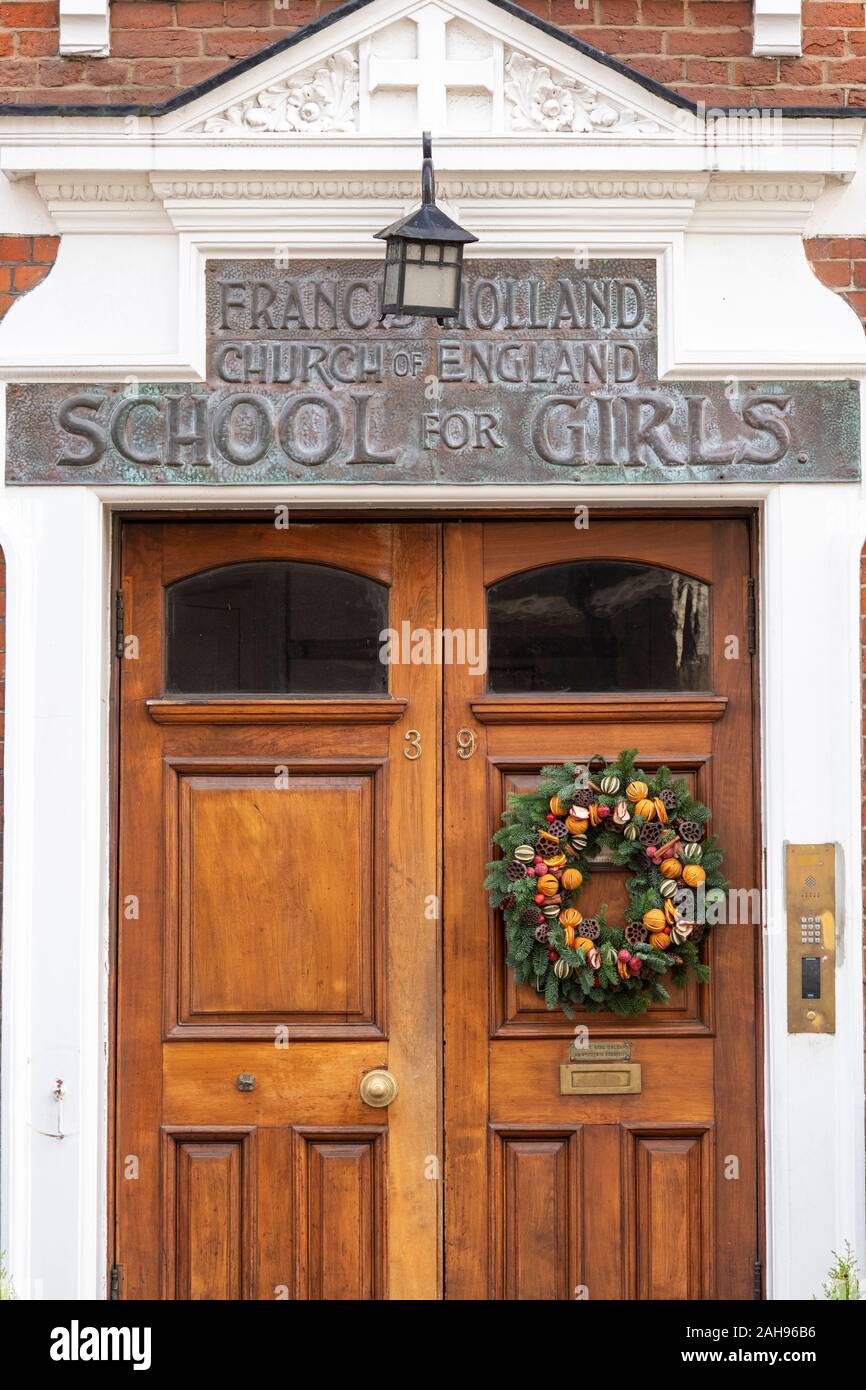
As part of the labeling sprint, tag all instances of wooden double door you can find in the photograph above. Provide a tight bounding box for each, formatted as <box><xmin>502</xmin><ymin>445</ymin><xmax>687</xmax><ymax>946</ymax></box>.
<box><xmin>115</xmin><ymin>516</ymin><xmax>760</xmax><ymax>1300</ymax></box>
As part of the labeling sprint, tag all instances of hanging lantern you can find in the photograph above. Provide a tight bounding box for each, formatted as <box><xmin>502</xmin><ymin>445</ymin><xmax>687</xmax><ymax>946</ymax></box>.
<box><xmin>375</xmin><ymin>131</ymin><xmax>478</xmax><ymax>322</ymax></box>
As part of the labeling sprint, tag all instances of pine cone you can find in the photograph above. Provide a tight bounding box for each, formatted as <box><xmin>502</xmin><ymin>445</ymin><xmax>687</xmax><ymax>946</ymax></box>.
<box><xmin>548</xmin><ymin>819</ymin><xmax>568</xmax><ymax>840</ymax></box>
<box><xmin>506</xmin><ymin>861</ymin><xmax>528</xmax><ymax>881</ymax></box>
<box><xmin>522</xmin><ymin>906</ymin><xmax>543</xmax><ymax>927</ymax></box>
<box><xmin>572</xmin><ymin>788</ymin><xmax>594</xmax><ymax>809</ymax></box>
<box><xmin>579</xmin><ymin>918</ymin><xmax>600</xmax><ymax>940</ymax></box>
<box><xmin>690</xmin><ymin>923</ymin><xmax>706</xmax><ymax>944</ymax></box>
<box><xmin>625</xmin><ymin>922</ymin><xmax>648</xmax><ymax>947</ymax></box>
<box><xmin>533</xmin><ymin>923</ymin><xmax>549</xmax><ymax>943</ymax></box>
<box><xmin>659</xmin><ymin>789</ymin><xmax>677</xmax><ymax>814</ymax></box>
<box><xmin>677</xmin><ymin>819</ymin><xmax>704</xmax><ymax>843</ymax></box>
<box><xmin>500</xmin><ymin>893</ymin><xmax>516</xmax><ymax>911</ymax></box>
<box><xmin>639</xmin><ymin>822</ymin><xmax>664</xmax><ymax>847</ymax></box>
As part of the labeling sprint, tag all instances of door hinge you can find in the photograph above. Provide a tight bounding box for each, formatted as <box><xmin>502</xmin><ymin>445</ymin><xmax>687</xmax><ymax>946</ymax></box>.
<box><xmin>115</xmin><ymin>589</ymin><xmax>125</xmax><ymax>660</ymax></box>
<box><xmin>753</xmin><ymin>1258</ymin><xmax>762</xmax><ymax>1300</ymax></box>
<box><xmin>110</xmin><ymin>1265</ymin><xmax>121</xmax><ymax>1300</ymax></box>
<box><xmin>746</xmin><ymin>578</ymin><xmax>757</xmax><ymax>656</ymax></box>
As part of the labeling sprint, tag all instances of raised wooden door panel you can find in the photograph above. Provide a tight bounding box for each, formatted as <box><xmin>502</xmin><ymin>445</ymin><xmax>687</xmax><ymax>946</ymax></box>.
<box><xmin>162</xmin><ymin>1126</ymin><xmax>258</xmax><ymax>1301</ymax></box>
<box><xmin>492</xmin><ymin>759</ymin><xmax>712</xmax><ymax>1036</ymax></box>
<box><xmin>163</xmin><ymin>758</ymin><xmax>386</xmax><ymax>1038</ymax></box>
<box><xmin>294</xmin><ymin>1127</ymin><xmax>387</xmax><ymax>1301</ymax></box>
<box><xmin>487</xmin><ymin>1121</ymin><xmax>715</xmax><ymax>1301</ymax></box>
<box><xmin>489</xmin><ymin>1125</ymin><xmax>582</xmax><ymax>1301</ymax></box>
<box><xmin>444</xmin><ymin>518</ymin><xmax>759</xmax><ymax>1301</ymax></box>
<box><xmin>622</xmin><ymin>1124</ymin><xmax>715</xmax><ymax>1301</ymax></box>
<box><xmin>116</xmin><ymin>522</ymin><xmax>440</xmax><ymax>1301</ymax></box>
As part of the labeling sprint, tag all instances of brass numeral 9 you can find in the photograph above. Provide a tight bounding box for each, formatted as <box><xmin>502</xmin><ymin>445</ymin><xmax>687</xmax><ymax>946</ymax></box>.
<box><xmin>456</xmin><ymin>728</ymin><xmax>477</xmax><ymax>760</ymax></box>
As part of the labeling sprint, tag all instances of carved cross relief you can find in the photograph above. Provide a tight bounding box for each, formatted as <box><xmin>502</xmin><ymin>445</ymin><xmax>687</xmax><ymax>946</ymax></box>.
<box><xmin>363</xmin><ymin>3</ymin><xmax>500</xmax><ymax>132</ymax></box>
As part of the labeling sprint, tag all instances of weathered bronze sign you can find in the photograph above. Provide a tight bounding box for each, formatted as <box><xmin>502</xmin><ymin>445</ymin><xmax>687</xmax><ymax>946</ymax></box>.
<box><xmin>568</xmin><ymin>1040</ymin><xmax>631</xmax><ymax>1062</ymax></box>
<box><xmin>5</xmin><ymin>258</ymin><xmax>860</xmax><ymax>484</ymax></box>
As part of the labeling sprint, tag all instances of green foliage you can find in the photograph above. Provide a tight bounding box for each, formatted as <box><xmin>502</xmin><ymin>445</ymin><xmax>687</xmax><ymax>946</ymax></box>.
<box><xmin>0</xmin><ymin>1254</ymin><xmax>15</xmax><ymax>1301</ymax></box>
<box><xmin>485</xmin><ymin>751</ymin><xmax>724</xmax><ymax>1019</ymax></box>
<box><xmin>820</xmin><ymin>1241</ymin><xmax>861</xmax><ymax>1300</ymax></box>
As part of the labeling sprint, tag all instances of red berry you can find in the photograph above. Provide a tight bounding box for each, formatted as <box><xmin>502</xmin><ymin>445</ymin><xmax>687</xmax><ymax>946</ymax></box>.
<box><xmin>548</xmin><ymin>949</ymin><xmax>558</xmax><ymax>962</ymax></box>
<box><xmin>534</xmin><ymin>893</ymin><xmax>544</xmax><ymax>904</ymax></box>
<box><xmin>597</xmin><ymin>804</ymin><xmax>611</xmax><ymax>818</ymax></box>
<box><xmin>646</xmin><ymin>846</ymin><xmax>657</xmax><ymax>858</ymax></box>
<box><xmin>629</xmin><ymin>958</ymin><xmax>642</xmax><ymax>976</ymax></box>
<box><xmin>618</xmin><ymin>948</ymin><xmax>631</xmax><ymax>962</ymax></box>
<box><xmin>546</xmin><ymin>813</ymin><xmax>555</xmax><ymax>823</ymax></box>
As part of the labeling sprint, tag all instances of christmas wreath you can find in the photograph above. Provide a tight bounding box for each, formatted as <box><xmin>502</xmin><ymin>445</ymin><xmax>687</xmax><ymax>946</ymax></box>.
<box><xmin>485</xmin><ymin>750</ymin><xmax>728</xmax><ymax>1017</ymax></box>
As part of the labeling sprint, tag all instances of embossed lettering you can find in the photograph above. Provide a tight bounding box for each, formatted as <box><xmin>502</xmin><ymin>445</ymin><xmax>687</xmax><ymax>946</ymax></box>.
<box><xmin>166</xmin><ymin>395</ymin><xmax>209</xmax><ymax>468</ymax></box>
<box><xmin>214</xmin><ymin>394</ymin><xmax>273</xmax><ymax>466</ymax></box>
<box><xmin>346</xmin><ymin>392</ymin><xmax>398</xmax><ymax>465</ymax></box>
<box><xmin>277</xmin><ymin>393</ymin><xmax>342</xmax><ymax>466</ymax></box>
<box><xmin>622</xmin><ymin>394</ymin><xmax>683</xmax><ymax>467</ymax></box>
<box><xmin>688</xmin><ymin>396</ymin><xmax>736</xmax><ymax>467</ymax></box>
<box><xmin>739</xmin><ymin>395</ymin><xmax>792</xmax><ymax>464</ymax></box>
<box><xmin>531</xmin><ymin>397</ymin><xmax>586</xmax><ymax>466</ymax></box>
<box><xmin>110</xmin><ymin>398</ymin><xmax>162</xmax><ymax>466</ymax></box>
<box><xmin>57</xmin><ymin>394</ymin><xmax>108</xmax><ymax>467</ymax></box>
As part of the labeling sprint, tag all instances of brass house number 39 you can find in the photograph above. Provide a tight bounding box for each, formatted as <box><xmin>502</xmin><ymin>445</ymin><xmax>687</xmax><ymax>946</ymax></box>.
<box><xmin>402</xmin><ymin>729</ymin><xmax>478</xmax><ymax>759</ymax></box>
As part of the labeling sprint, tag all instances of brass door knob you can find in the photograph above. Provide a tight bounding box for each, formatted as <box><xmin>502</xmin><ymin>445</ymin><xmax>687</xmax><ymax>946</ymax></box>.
<box><xmin>359</xmin><ymin>1069</ymin><xmax>399</xmax><ymax>1108</ymax></box>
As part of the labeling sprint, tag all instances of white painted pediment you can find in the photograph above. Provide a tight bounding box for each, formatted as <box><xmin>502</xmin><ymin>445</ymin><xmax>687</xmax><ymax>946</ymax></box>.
<box><xmin>167</xmin><ymin>0</ymin><xmax>685</xmax><ymax>140</ymax></box>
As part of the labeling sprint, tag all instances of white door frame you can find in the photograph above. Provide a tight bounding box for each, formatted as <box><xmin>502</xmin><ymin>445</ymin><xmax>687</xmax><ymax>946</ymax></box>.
<box><xmin>1</xmin><ymin>478</ymin><xmax>864</xmax><ymax>1298</ymax></box>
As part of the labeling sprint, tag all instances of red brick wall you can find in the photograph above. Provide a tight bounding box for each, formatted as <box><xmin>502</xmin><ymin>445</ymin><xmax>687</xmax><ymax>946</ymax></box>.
<box><xmin>805</xmin><ymin>236</ymin><xmax>866</xmax><ymax>328</ymax></box>
<box><xmin>0</xmin><ymin>234</ymin><xmax>60</xmax><ymax>320</ymax></box>
<box><xmin>0</xmin><ymin>1</ymin><xmax>864</xmax><ymax>107</ymax></box>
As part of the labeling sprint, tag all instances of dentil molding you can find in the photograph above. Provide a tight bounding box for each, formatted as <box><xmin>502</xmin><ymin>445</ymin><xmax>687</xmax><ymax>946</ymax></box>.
<box><xmin>35</xmin><ymin>175</ymin><xmax>828</xmax><ymax>202</ymax></box>
<box><xmin>151</xmin><ymin>176</ymin><xmax>707</xmax><ymax>200</ymax></box>
<box><xmin>34</xmin><ymin>174</ymin><xmax>828</xmax><ymax>221</ymax></box>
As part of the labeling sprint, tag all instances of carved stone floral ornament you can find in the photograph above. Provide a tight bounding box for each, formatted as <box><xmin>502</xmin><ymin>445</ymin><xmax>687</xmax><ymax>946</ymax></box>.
<box><xmin>198</xmin><ymin>48</ymin><xmax>359</xmax><ymax>134</ymax></box>
<box><xmin>504</xmin><ymin>50</ymin><xmax>659</xmax><ymax>135</ymax></box>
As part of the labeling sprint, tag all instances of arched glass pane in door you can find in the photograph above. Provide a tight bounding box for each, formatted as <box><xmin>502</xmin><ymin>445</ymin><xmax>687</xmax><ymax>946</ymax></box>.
<box><xmin>166</xmin><ymin>560</ymin><xmax>388</xmax><ymax>694</ymax></box>
<box><xmin>487</xmin><ymin>560</ymin><xmax>710</xmax><ymax>693</ymax></box>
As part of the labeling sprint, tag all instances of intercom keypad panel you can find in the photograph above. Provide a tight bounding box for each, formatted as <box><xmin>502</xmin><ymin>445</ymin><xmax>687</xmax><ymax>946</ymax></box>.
<box><xmin>786</xmin><ymin>844</ymin><xmax>836</xmax><ymax>1035</ymax></box>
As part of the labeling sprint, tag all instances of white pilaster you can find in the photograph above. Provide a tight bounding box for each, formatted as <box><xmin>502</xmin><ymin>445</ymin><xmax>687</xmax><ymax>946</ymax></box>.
<box><xmin>0</xmin><ymin>474</ymin><xmax>111</xmax><ymax>1299</ymax></box>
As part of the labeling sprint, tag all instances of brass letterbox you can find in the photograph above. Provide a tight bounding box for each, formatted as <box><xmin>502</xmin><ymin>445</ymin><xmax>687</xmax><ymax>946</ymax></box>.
<box><xmin>559</xmin><ymin>1062</ymin><xmax>642</xmax><ymax>1095</ymax></box>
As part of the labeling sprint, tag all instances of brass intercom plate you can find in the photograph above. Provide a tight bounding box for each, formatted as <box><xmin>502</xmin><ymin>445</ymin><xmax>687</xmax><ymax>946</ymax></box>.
<box><xmin>560</xmin><ymin>1062</ymin><xmax>642</xmax><ymax>1095</ymax></box>
<box><xmin>786</xmin><ymin>843</ymin><xmax>837</xmax><ymax>1035</ymax></box>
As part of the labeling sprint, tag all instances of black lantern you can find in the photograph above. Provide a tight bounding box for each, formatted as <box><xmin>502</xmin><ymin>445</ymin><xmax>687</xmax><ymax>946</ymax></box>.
<box><xmin>376</xmin><ymin>132</ymin><xmax>477</xmax><ymax>322</ymax></box>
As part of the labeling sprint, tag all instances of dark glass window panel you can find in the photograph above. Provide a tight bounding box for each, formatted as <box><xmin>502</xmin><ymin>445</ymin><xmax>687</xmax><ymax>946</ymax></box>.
<box><xmin>487</xmin><ymin>560</ymin><xmax>710</xmax><ymax>693</ymax></box>
<box><xmin>166</xmin><ymin>561</ymin><xmax>388</xmax><ymax>695</ymax></box>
